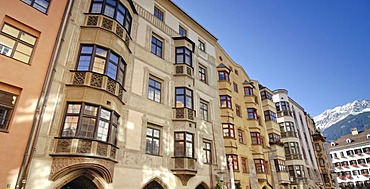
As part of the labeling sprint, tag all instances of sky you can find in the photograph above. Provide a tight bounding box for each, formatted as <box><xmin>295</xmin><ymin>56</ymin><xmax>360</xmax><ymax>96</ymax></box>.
<box><xmin>172</xmin><ymin>0</ymin><xmax>370</xmax><ymax>116</ymax></box>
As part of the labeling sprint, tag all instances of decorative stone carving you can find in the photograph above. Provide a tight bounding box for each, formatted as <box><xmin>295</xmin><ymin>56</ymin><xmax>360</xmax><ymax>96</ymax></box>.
<box><xmin>97</xmin><ymin>143</ymin><xmax>107</xmax><ymax>156</ymax></box>
<box><xmin>116</xmin><ymin>25</ymin><xmax>124</xmax><ymax>38</ymax></box>
<box><xmin>188</xmin><ymin>109</ymin><xmax>194</xmax><ymax>120</ymax></box>
<box><xmin>87</xmin><ymin>16</ymin><xmax>98</xmax><ymax>26</ymax></box>
<box><xmin>107</xmin><ymin>78</ymin><xmax>116</xmax><ymax>94</ymax></box>
<box><xmin>118</xmin><ymin>86</ymin><xmax>123</xmax><ymax>100</ymax></box>
<box><xmin>50</xmin><ymin>156</ymin><xmax>115</xmax><ymax>183</ymax></box>
<box><xmin>176</xmin><ymin>108</ymin><xmax>185</xmax><ymax>118</ymax></box>
<box><xmin>77</xmin><ymin>140</ymin><xmax>91</xmax><ymax>154</ymax></box>
<box><xmin>186</xmin><ymin>67</ymin><xmax>192</xmax><ymax>76</ymax></box>
<box><xmin>176</xmin><ymin>66</ymin><xmax>183</xmax><ymax>74</ymax></box>
<box><xmin>56</xmin><ymin>139</ymin><xmax>71</xmax><ymax>153</ymax></box>
<box><xmin>90</xmin><ymin>73</ymin><xmax>103</xmax><ymax>88</ymax></box>
<box><xmin>175</xmin><ymin>158</ymin><xmax>185</xmax><ymax>169</ymax></box>
<box><xmin>102</xmin><ymin>18</ymin><xmax>113</xmax><ymax>30</ymax></box>
<box><xmin>73</xmin><ymin>72</ymin><xmax>86</xmax><ymax>85</ymax></box>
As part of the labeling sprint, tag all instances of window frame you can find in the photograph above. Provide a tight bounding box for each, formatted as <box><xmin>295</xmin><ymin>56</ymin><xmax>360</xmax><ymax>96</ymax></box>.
<box><xmin>264</xmin><ymin>110</ymin><xmax>277</xmax><ymax>122</ymax></box>
<box><xmin>179</xmin><ymin>25</ymin><xmax>187</xmax><ymax>37</ymax></box>
<box><xmin>238</xmin><ymin>130</ymin><xmax>244</xmax><ymax>144</ymax></box>
<box><xmin>200</xmin><ymin>100</ymin><xmax>209</xmax><ymax>121</ymax></box>
<box><xmin>222</xmin><ymin>123</ymin><xmax>235</xmax><ymax>138</ymax></box>
<box><xmin>233</xmin><ymin>83</ymin><xmax>238</xmax><ymax>93</ymax></box>
<box><xmin>0</xmin><ymin>23</ymin><xmax>37</xmax><ymax>64</ymax></box>
<box><xmin>60</xmin><ymin>102</ymin><xmax>119</xmax><ymax>144</ymax></box>
<box><xmin>175</xmin><ymin>47</ymin><xmax>192</xmax><ymax>67</ymax></box>
<box><xmin>148</xmin><ymin>77</ymin><xmax>162</xmax><ymax>103</ymax></box>
<box><xmin>241</xmin><ymin>157</ymin><xmax>248</xmax><ymax>173</ymax></box>
<box><xmin>76</xmin><ymin>44</ymin><xmax>127</xmax><ymax>86</ymax></box>
<box><xmin>218</xmin><ymin>71</ymin><xmax>229</xmax><ymax>81</ymax></box>
<box><xmin>199</xmin><ymin>65</ymin><xmax>207</xmax><ymax>83</ymax></box>
<box><xmin>175</xmin><ymin>87</ymin><xmax>193</xmax><ymax>109</ymax></box>
<box><xmin>151</xmin><ymin>35</ymin><xmax>163</xmax><ymax>58</ymax></box>
<box><xmin>0</xmin><ymin>90</ymin><xmax>18</xmax><ymax>131</ymax></box>
<box><xmin>198</xmin><ymin>40</ymin><xmax>205</xmax><ymax>52</ymax></box>
<box><xmin>254</xmin><ymin>159</ymin><xmax>266</xmax><ymax>173</ymax></box>
<box><xmin>220</xmin><ymin>95</ymin><xmax>232</xmax><ymax>108</ymax></box>
<box><xmin>21</xmin><ymin>0</ymin><xmax>50</xmax><ymax>14</ymax></box>
<box><xmin>145</xmin><ymin>127</ymin><xmax>160</xmax><ymax>155</ymax></box>
<box><xmin>260</xmin><ymin>91</ymin><xmax>273</xmax><ymax>101</ymax></box>
<box><xmin>235</xmin><ymin>104</ymin><xmax>241</xmax><ymax>117</ymax></box>
<box><xmin>203</xmin><ymin>140</ymin><xmax>212</xmax><ymax>164</ymax></box>
<box><xmin>174</xmin><ymin>132</ymin><xmax>194</xmax><ymax>158</ymax></box>
<box><xmin>244</xmin><ymin>87</ymin><xmax>253</xmax><ymax>96</ymax></box>
<box><xmin>247</xmin><ymin>108</ymin><xmax>258</xmax><ymax>120</ymax></box>
<box><xmin>227</xmin><ymin>154</ymin><xmax>239</xmax><ymax>171</ymax></box>
<box><xmin>154</xmin><ymin>6</ymin><xmax>164</xmax><ymax>21</ymax></box>
<box><xmin>89</xmin><ymin>0</ymin><xmax>132</xmax><ymax>33</ymax></box>
<box><xmin>251</xmin><ymin>132</ymin><xmax>261</xmax><ymax>145</ymax></box>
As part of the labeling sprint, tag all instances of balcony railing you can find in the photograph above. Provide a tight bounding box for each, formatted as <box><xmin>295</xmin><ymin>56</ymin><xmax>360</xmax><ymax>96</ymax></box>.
<box><xmin>285</xmin><ymin>154</ymin><xmax>302</xmax><ymax>160</ymax></box>
<box><xmin>277</xmin><ymin>110</ymin><xmax>292</xmax><ymax>118</ymax></box>
<box><xmin>51</xmin><ymin>137</ymin><xmax>118</xmax><ymax>162</ymax></box>
<box><xmin>173</xmin><ymin>107</ymin><xmax>196</xmax><ymax>121</ymax></box>
<box><xmin>84</xmin><ymin>14</ymin><xmax>130</xmax><ymax>47</ymax></box>
<box><xmin>70</xmin><ymin>71</ymin><xmax>124</xmax><ymax>101</ymax></box>
<box><xmin>281</xmin><ymin>131</ymin><xmax>298</xmax><ymax>138</ymax></box>
<box><xmin>171</xmin><ymin>157</ymin><xmax>197</xmax><ymax>186</ymax></box>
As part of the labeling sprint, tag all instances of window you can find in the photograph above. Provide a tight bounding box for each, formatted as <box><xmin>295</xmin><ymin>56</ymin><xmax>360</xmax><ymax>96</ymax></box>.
<box><xmin>346</xmin><ymin>150</ymin><xmax>354</xmax><ymax>156</ymax></box>
<box><xmin>198</xmin><ymin>40</ymin><xmax>205</xmax><ymax>52</ymax></box>
<box><xmin>251</xmin><ymin>132</ymin><xmax>261</xmax><ymax>145</ymax></box>
<box><xmin>61</xmin><ymin>103</ymin><xmax>119</xmax><ymax>144</ymax></box>
<box><xmin>268</xmin><ymin>133</ymin><xmax>281</xmax><ymax>143</ymax></box>
<box><xmin>203</xmin><ymin>141</ymin><xmax>211</xmax><ymax>164</ymax></box>
<box><xmin>315</xmin><ymin>143</ymin><xmax>321</xmax><ymax>151</ymax></box>
<box><xmin>238</xmin><ymin>130</ymin><xmax>244</xmax><ymax>144</ymax></box>
<box><xmin>175</xmin><ymin>47</ymin><xmax>192</xmax><ymax>66</ymax></box>
<box><xmin>218</xmin><ymin>71</ymin><xmax>229</xmax><ymax>81</ymax></box>
<box><xmin>254</xmin><ymin>159</ymin><xmax>265</xmax><ymax>173</ymax></box>
<box><xmin>274</xmin><ymin>159</ymin><xmax>287</xmax><ymax>172</ymax></box>
<box><xmin>199</xmin><ymin>65</ymin><xmax>207</xmax><ymax>83</ymax></box>
<box><xmin>146</xmin><ymin>127</ymin><xmax>160</xmax><ymax>155</ymax></box>
<box><xmin>244</xmin><ymin>87</ymin><xmax>253</xmax><ymax>96</ymax></box>
<box><xmin>354</xmin><ymin>148</ymin><xmax>362</xmax><ymax>154</ymax></box>
<box><xmin>284</xmin><ymin>142</ymin><xmax>300</xmax><ymax>155</ymax></box>
<box><xmin>220</xmin><ymin>95</ymin><xmax>232</xmax><ymax>108</ymax></box>
<box><xmin>151</xmin><ymin>36</ymin><xmax>163</xmax><ymax>58</ymax></box>
<box><xmin>21</xmin><ymin>0</ymin><xmax>50</xmax><ymax>13</ymax></box>
<box><xmin>235</xmin><ymin>104</ymin><xmax>241</xmax><ymax>117</ymax></box>
<box><xmin>0</xmin><ymin>24</ymin><xmax>37</xmax><ymax>64</ymax></box>
<box><xmin>76</xmin><ymin>45</ymin><xmax>126</xmax><ymax>85</ymax></box>
<box><xmin>340</xmin><ymin>151</ymin><xmax>344</xmax><ymax>157</ymax></box>
<box><xmin>90</xmin><ymin>0</ymin><xmax>132</xmax><ymax>32</ymax></box>
<box><xmin>227</xmin><ymin>154</ymin><xmax>238</xmax><ymax>170</ymax></box>
<box><xmin>0</xmin><ymin>90</ymin><xmax>18</xmax><ymax>131</ymax></box>
<box><xmin>179</xmin><ymin>25</ymin><xmax>187</xmax><ymax>36</ymax></box>
<box><xmin>319</xmin><ymin>158</ymin><xmax>325</xmax><ymax>167</ymax></box>
<box><xmin>260</xmin><ymin>91</ymin><xmax>272</xmax><ymax>101</ymax></box>
<box><xmin>235</xmin><ymin>69</ymin><xmax>238</xmax><ymax>75</ymax></box>
<box><xmin>154</xmin><ymin>6</ymin><xmax>164</xmax><ymax>21</ymax></box>
<box><xmin>363</xmin><ymin>147</ymin><xmax>370</xmax><ymax>153</ymax></box>
<box><xmin>200</xmin><ymin>100</ymin><xmax>208</xmax><ymax>121</ymax></box>
<box><xmin>174</xmin><ymin>132</ymin><xmax>193</xmax><ymax>158</ymax></box>
<box><xmin>233</xmin><ymin>83</ymin><xmax>238</xmax><ymax>93</ymax></box>
<box><xmin>264</xmin><ymin>110</ymin><xmax>277</xmax><ymax>122</ymax></box>
<box><xmin>148</xmin><ymin>78</ymin><xmax>161</xmax><ymax>103</ymax></box>
<box><xmin>175</xmin><ymin>87</ymin><xmax>193</xmax><ymax>109</ymax></box>
<box><xmin>247</xmin><ymin>108</ymin><xmax>257</xmax><ymax>119</ymax></box>
<box><xmin>222</xmin><ymin>123</ymin><xmax>234</xmax><ymax>138</ymax></box>
<box><xmin>241</xmin><ymin>158</ymin><xmax>248</xmax><ymax>173</ymax></box>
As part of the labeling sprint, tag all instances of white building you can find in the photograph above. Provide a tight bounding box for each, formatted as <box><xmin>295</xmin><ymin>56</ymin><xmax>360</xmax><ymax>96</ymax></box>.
<box><xmin>329</xmin><ymin>128</ymin><xmax>370</xmax><ymax>188</ymax></box>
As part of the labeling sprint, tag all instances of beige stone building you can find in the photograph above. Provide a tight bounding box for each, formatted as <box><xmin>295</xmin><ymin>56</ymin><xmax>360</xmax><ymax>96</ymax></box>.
<box><xmin>24</xmin><ymin>0</ymin><xmax>226</xmax><ymax>188</ymax></box>
<box><xmin>0</xmin><ymin>0</ymin><xmax>70</xmax><ymax>188</ymax></box>
<box><xmin>307</xmin><ymin>114</ymin><xmax>336</xmax><ymax>189</ymax></box>
<box><xmin>215</xmin><ymin>44</ymin><xmax>273</xmax><ymax>189</ymax></box>
<box><xmin>259</xmin><ymin>85</ymin><xmax>290</xmax><ymax>189</ymax></box>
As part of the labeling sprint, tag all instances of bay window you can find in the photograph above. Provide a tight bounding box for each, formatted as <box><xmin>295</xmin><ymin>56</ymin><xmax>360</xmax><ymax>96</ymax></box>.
<box><xmin>220</xmin><ymin>95</ymin><xmax>232</xmax><ymax>108</ymax></box>
<box><xmin>175</xmin><ymin>87</ymin><xmax>193</xmax><ymax>109</ymax></box>
<box><xmin>175</xmin><ymin>47</ymin><xmax>192</xmax><ymax>66</ymax></box>
<box><xmin>174</xmin><ymin>132</ymin><xmax>193</xmax><ymax>158</ymax></box>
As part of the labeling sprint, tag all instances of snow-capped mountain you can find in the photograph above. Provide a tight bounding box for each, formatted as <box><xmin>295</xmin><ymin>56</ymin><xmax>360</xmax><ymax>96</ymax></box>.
<box><xmin>313</xmin><ymin>99</ymin><xmax>370</xmax><ymax>131</ymax></box>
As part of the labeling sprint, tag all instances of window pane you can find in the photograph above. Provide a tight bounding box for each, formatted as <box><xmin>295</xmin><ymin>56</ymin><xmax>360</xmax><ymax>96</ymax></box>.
<box><xmin>2</xmin><ymin>25</ymin><xmax>20</xmax><ymax>38</ymax></box>
<box><xmin>104</xmin><ymin>5</ymin><xmax>115</xmax><ymax>18</ymax></box>
<box><xmin>67</xmin><ymin>104</ymin><xmax>81</xmax><ymax>114</ymax></box>
<box><xmin>175</xmin><ymin>133</ymin><xmax>184</xmax><ymax>140</ymax></box>
<box><xmin>62</xmin><ymin>116</ymin><xmax>79</xmax><ymax>136</ymax></box>
<box><xmin>81</xmin><ymin>46</ymin><xmax>93</xmax><ymax>54</ymax></box>
<box><xmin>107</xmin><ymin>62</ymin><xmax>117</xmax><ymax>79</ymax></box>
<box><xmin>0</xmin><ymin>35</ymin><xmax>16</xmax><ymax>54</ymax></box>
<box><xmin>100</xmin><ymin>108</ymin><xmax>111</xmax><ymax>119</ymax></box>
<box><xmin>153</xmin><ymin>138</ymin><xmax>159</xmax><ymax>155</ymax></box>
<box><xmin>153</xmin><ymin>129</ymin><xmax>160</xmax><ymax>138</ymax></box>
<box><xmin>15</xmin><ymin>43</ymin><xmax>33</xmax><ymax>56</ymax></box>
<box><xmin>176</xmin><ymin>96</ymin><xmax>184</xmax><ymax>107</ymax></box>
<box><xmin>84</xmin><ymin>105</ymin><xmax>98</xmax><ymax>116</ymax></box>
<box><xmin>13</xmin><ymin>51</ymin><xmax>30</xmax><ymax>63</ymax></box>
<box><xmin>97</xmin><ymin>120</ymin><xmax>109</xmax><ymax>141</ymax></box>
<box><xmin>91</xmin><ymin>3</ymin><xmax>103</xmax><ymax>13</ymax></box>
<box><xmin>20</xmin><ymin>33</ymin><xmax>36</xmax><ymax>45</ymax></box>
<box><xmin>92</xmin><ymin>57</ymin><xmax>106</xmax><ymax>74</ymax></box>
<box><xmin>77</xmin><ymin>56</ymin><xmax>91</xmax><ymax>70</ymax></box>
<box><xmin>80</xmin><ymin>117</ymin><xmax>96</xmax><ymax>138</ymax></box>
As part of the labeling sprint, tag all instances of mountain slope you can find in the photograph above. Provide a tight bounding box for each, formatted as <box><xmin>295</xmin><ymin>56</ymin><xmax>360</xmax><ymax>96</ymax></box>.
<box><xmin>313</xmin><ymin>99</ymin><xmax>370</xmax><ymax>131</ymax></box>
<box><xmin>322</xmin><ymin>111</ymin><xmax>370</xmax><ymax>141</ymax></box>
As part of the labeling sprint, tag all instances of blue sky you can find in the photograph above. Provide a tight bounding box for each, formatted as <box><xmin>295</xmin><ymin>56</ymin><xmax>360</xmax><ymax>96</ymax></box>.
<box><xmin>172</xmin><ymin>0</ymin><xmax>370</xmax><ymax>116</ymax></box>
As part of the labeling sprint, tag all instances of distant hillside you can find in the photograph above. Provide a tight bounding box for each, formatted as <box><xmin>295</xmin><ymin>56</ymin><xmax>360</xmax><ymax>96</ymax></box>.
<box><xmin>322</xmin><ymin>111</ymin><xmax>370</xmax><ymax>141</ymax></box>
<box><xmin>314</xmin><ymin>99</ymin><xmax>370</xmax><ymax>131</ymax></box>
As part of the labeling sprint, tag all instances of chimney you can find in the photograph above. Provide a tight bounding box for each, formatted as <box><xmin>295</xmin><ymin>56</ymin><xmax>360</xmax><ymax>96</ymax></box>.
<box><xmin>351</xmin><ymin>128</ymin><xmax>358</xmax><ymax>135</ymax></box>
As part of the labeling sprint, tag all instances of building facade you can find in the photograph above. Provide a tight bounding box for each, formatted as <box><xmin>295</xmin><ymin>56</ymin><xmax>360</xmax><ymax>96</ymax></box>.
<box><xmin>306</xmin><ymin>114</ymin><xmax>337</xmax><ymax>189</ymax></box>
<box><xmin>215</xmin><ymin>45</ymin><xmax>273</xmax><ymax>189</ymax></box>
<box><xmin>329</xmin><ymin>128</ymin><xmax>370</xmax><ymax>188</ymax></box>
<box><xmin>0</xmin><ymin>0</ymin><xmax>70</xmax><ymax>188</ymax></box>
<box><xmin>273</xmin><ymin>89</ymin><xmax>323</xmax><ymax>189</ymax></box>
<box><xmin>24</xmin><ymin>0</ymin><xmax>226</xmax><ymax>188</ymax></box>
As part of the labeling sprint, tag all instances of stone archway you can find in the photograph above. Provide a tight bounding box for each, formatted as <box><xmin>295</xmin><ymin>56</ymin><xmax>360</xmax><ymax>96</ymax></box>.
<box><xmin>143</xmin><ymin>181</ymin><xmax>164</xmax><ymax>189</ymax></box>
<box><xmin>195</xmin><ymin>182</ymin><xmax>208</xmax><ymax>189</ymax></box>
<box><xmin>61</xmin><ymin>175</ymin><xmax>97</xmax><ymax>189</ymax></box>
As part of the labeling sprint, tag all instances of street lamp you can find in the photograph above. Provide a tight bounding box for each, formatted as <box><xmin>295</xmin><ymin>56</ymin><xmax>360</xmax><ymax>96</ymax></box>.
<box><xmin>228</xmin><ymin>155</ymin><xmax>235</xmax><ymax>189</ymax></box>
